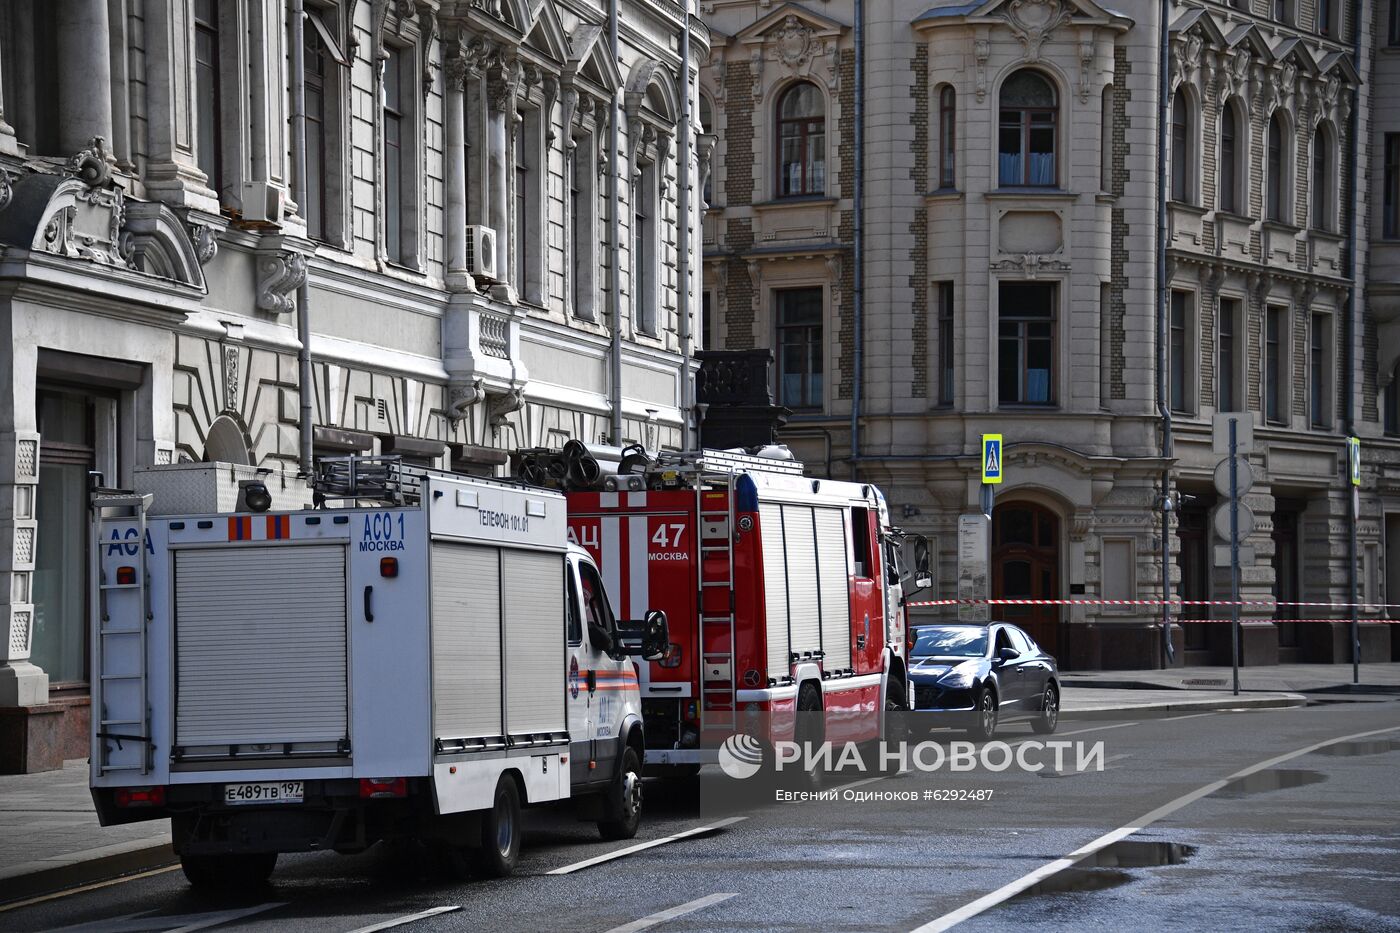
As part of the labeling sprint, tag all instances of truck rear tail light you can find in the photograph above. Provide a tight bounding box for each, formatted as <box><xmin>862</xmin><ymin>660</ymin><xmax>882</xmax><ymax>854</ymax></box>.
<box><xmin>659</xmin><ymin>643</ymin><xmax>682</xmax><ymax>668</ymax></box>
<box><xmin>379</xmin><ymin>557</ymin><xmax>398</xmax><ymax>578</ymax></box>
<box><xmin>116</xmin><ymin>566</ymin><xmax>137</xmax><ymax>585</ymax></box>
<box><xmin>685</xmin><ymin>700</ymin><xmax>698</xmax><ymax>723</ymax></box>
<box><xmin>114</xmin><ymin>785</ymin><xmax>166</xmax><ymax>808</ymax></box>
<box><xmin>359</xmin><ymin>777</ymin><xmax>407</xmax><ymax>799</ymax></box>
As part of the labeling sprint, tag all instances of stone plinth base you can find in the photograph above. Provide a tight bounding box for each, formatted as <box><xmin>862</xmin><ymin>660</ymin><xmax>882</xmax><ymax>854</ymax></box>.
<box><xmin>1064</xmin><ymin>623</ymin><xmax>1181</xmax><ymax>671</ymax></box>
<box><xmin>0</xmin><ymin>703</ymin><xmax>65</xmax><ymax>774</ymax></box>
<box><xmin>1300</xmin><ymin>622</ymin><xmax>1392</xmax><ymax>664</ymax></box>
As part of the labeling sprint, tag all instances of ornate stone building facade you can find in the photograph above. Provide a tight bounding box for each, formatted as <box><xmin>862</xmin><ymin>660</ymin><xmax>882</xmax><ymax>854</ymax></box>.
<box><xmin>700</xmin><ymin>0</ymin><xmax>1389</xmax><ymax>669</ymax></box>
<box><xmin>0</xmin><ymin>0</ymin><xmax>706</xmax><ymax>771</ymax></box>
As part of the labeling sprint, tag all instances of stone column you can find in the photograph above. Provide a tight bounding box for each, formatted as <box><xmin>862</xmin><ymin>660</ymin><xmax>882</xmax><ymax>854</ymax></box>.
<box><xmin>0</xmin><ymin>328</ymin><xmax>46</xmax><ymax>710</ymax></box>
<box><xmin>485</xmin><ymin>54</ymin><xmax>519</xmax><ymax>303</ymax></box>
<box><xmin>142</xmin><ymin>0</ymin><xmax>220</xmax><ymax>212</ymax></box>
<box><xmin>443</xmin><ymin>47</ymin><xmax>473</xmax><ymax>291</ymax></box>
<box><xmin>0</xmin><ymin>24</ymin><xmax>18</xmax><ymax>156</ymax></box>
<box><xmin>56</xmin><ymin>0</ymin><xmax>114</xmax><ymax>154</ymax></box>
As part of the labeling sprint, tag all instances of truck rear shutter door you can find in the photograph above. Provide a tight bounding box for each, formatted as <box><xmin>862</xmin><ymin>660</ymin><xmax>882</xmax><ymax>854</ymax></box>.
<box><xmin>758</xmin><ymin>502</ymin><xmax>789</xmax><ymax>678</ymax></box>
<box><xmin>814</xmin><ymin>508</ymin><xmax>852</xmax><ymax>670</ymax></box>
<box><xmin>175</xmin><ymin>545</ymin><xmax>347</xmax><ymax>748</ymax></box>
<box><xmin>782</xmin><ymin>505</ymin><xmax>821</xmax><ymax>655</ymax></box>
<box><xmin>431</xmin><ymin>542</ymin><xmax>503</xmax><ymax>740</ymax></box>
<box><xmin>502</xmin><ymin>550</ymin><xmax>566</xmax><ymax>736</ymax></box>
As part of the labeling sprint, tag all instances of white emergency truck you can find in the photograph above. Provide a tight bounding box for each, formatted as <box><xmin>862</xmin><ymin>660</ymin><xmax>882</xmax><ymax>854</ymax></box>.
<box><xmin>89</xmin><ymin>458</ymin><xmax>667</xmax><ymax>888</ymax></box>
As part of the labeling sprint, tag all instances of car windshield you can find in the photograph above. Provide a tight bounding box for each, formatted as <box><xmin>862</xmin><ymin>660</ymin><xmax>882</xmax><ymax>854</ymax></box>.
<box><xmin>911</xmin><ymin>626</ymin><xmax>988</xmax><ymax>659</ymax></box>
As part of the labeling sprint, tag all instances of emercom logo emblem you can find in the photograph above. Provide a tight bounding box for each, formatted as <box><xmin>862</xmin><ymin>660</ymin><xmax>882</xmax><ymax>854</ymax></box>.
<box><xmin>718</xmin><ymin>733</ymin><xmax>764</xmax><ymax>780</ymax></box>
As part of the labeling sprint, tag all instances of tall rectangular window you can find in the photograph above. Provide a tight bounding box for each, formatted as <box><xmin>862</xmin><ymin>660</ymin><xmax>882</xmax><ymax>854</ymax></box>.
<box><xmin>1310</xmin><ymin>312</ymin><xmax>1331</xmax><ymax>428</ymax></box>
<box><xmin>998</xmin><ymin>282</ymin><xmax>1056</xmax><ymax>405</ymax></box>
<box><xmin>939</xmin><ymin>87</ymin><xmax>956</xmax><ymax>189</ymax></box>
<box><xmin>1266</xmin><ymin>306</ymin><xmax>1285</xmax><ymax>424</ymax></box>
<box><xmin>776</xmin><ymin>288</ymin><xmax>823</xmax><ymax>409</ymax></box>
<box><xmin>1391</xmin><ymin>0</ymin><xmax>1400</xmax><ymax>45</ymax></box>
<box><xmin>702</xmin><ymin>292</ymin><xmax>714</xmax><ymax>349</ymax></box>
<box><xmin>938</xmin><ymin>282</ymin><xmax>955</xmax><ymax>405</ymax></box>
<box><xmin>1169</xmin><ymin>291</ymin><xmax>1190</xmax><ymax>414</ymax></box>
<box><xmin>383</xmin><ymin>46</ymin><xmax>405</xmax><ymax>261</ymax></box>
<box><xmin>303</xmin><ymin>19</ymin><xmax>328</xmax><ymax>240</ymax></box>
<box><xmin>1219</xmin><ymin>105</ymin><xmax>1238</xmax><ymax>214</ymax></box>
<box><xmin>194</xmin><ymin>0</ymin><xmax>223</xmax><ymax>195</ymax></box>
<box><xmin>1218</xmin><ymin>298</ymin><xmax>1236</xmax><ymax>411</ymax></box>
<box><xmin>1385</xmin><ymin>135</ymin><xmax>1400</xmax><ymax>239</ymax></box>
<box><xmin>634</xmin><ymin>160</ymin><xmax>657</xmax><ymax>335</ymax></box>
<box><xmin>514</xmin><ymin>113</ymin><xmax>527</xmax><ymax>289</ymax></box>
<box><xmin>1385</xmin><ymin>366</ymin><xmax>1399</xmax><ymax>435</ymax></box>
<box><xmin>1318</xmin><ymin>0</ymin><xmax>1334</xmax><ymax>37</ymax></box>
<box><xmin>571</xmin><ymin>133</ymin><xmax>597</xmax><ymax>320</ymax></box>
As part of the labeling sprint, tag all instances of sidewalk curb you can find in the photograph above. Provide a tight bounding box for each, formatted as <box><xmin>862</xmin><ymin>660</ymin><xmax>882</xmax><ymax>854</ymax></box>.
<box><xmin>1060</xmin><ymin>692</ymin><xmax>1307</xmax><ymax>714</ymax></box>
<box><xmin>0</xmin><ymin>834</ymin><xmax>176</xmax><ymax>907</ymax></box>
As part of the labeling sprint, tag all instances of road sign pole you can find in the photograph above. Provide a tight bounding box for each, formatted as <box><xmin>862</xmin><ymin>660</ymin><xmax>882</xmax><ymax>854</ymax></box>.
<box><xmin>1352</xmin><ymin>483</ymin><xmax>1360</xmax><ymax>685</ymax></box>
<box><xmin>1230</xmin><ymin>418</ymin><xmax>1240</xmax><ymax>697</ymax></box>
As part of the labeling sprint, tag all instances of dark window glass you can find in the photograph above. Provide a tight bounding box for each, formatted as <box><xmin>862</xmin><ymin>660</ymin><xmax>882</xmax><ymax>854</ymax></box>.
<box><xmin>776</xmin><ymin>288</ymin><xmax>823</xmax><ymax>408</ymax></box>
<box><xmin>194</xmin><ymin>0</ymin><xmax>223</xmax><ymax>195</ymax></box>
<box><xmin>570</xmin><ymin>146</ymin><xmax>582</xmax><ymax>311</ymax></box>
<box><xmin>515</xmin><ymin>113</ymin><xmax>527</xmax><ymax>285</ymax></box>
<box><xmin>1318</xmin><ymin>0</ymin><xmax>1334</xmax><ymax>37</ymax></box>
<box><xmin>999</xmin><ymin>71</ymin><xmax>1057</xmax><ymax>187</ymax></box>
<box><xmin>1310</xmin><ymin>312</ymin><xmax>1329</xmax><ymax>428</ymax></box>
<box><xmin>566</xmin><ymin>564</ymin><xmax>582</xmax><ymax>645</ymax></box>
<box><xmin>1384</xmin><ymin>135</ymin><xmax>1399</xmax><ymax>238</ymax></box>
<box><xmin>851</xmin><ymin>507</ymin><xmax>873</xmax><ymax>578</ymax></box>
<box><xmin>303</xmin><ymin>21</ymin><xmax>328</xmax><ymax>239</ymax></box>
<box><xmin>1171</xmin><ymin>89</ymin><xmax>1189</xmax><ymax>202</ymax></box>
<box><xmin>702</xmin><ymin>292</ymin><xmax>713</xmax><ymax>349</ymax></box>
<box><xmin>1267</xmin><ymin>115</ymin><xmax>1285</xmax><ymax>222</ymax></box>
<box><xmin>635</xmin><ymin>162</ymin><xmax>654</xmax><ymax>332</ymax></box>
<box><xmin>1312</xmin><ymin>127</ymin><xmax>1331</xmax><ymax>231</ymax></box>
<box><xmin>938</xmin><ymin>282</ymin><xmax>955</xmax><ymax>405</ymax></box>
<box><xmin>1266</xmin><ymin>307</ymin><xmax>1284</xmax><ymax>424</ymax></box>
<box><xmin>384</xmin><ymin>47</ymin><xmax>404</xmax><ymax>260</ymax></box>
<box><xmin>998</xmin><ymin>282</ymin><xmax>1056</xmax><ymax>405</ymax></box>
<box><xmin>940</xmin><ymin>86</ymin><xmax>956</xmax><ymax>188</ymax></box>
<box><xmin>1218</xmin><ymin>299</ymin><xmax>1236</xmax><ymax>411</ymax></box>
<box><xmin>1170</xmin><ymin>291</ymin><xmax>1189</xmax><ymax>413</ymax></box>
<box><xmin>1220</xmin><ymin>104</ymin><xmax>1238</xmax><ymax>213</ymax></box>
<box><xmin>1391</xmin><ymin>0</ymin><xmax>1400</xmax><ymax>45</ymax></box>
<box><xmin>1274</xmin><ymin>0</ymin><xmax>1291</xmax><ymax>24</ymax></box>
<box><xmin>1385</xmin><ymin>365</ymin><xmax>1400</xmax><ymax>435</ymax></box>
<box><xmin>777</xmin><ymin>83</ymin><xmax>825</xmax><ymax>196</ymax></box>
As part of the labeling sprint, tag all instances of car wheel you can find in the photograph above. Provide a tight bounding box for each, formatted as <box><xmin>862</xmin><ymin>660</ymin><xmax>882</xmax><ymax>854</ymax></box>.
<box><xmin>473</xmin><ymin>776</ymin><xmax>522</xmax><ymax>878</ymax></box>
<box><xmin>965</xmin><ymin>688</ymin><xmax>998</xmax><ymax>741</ymax></box>
<box><xmin>181</xmin><ymin>852</ymin><xmax>277</xmax><ymax>891</ymax></box>
<box><xmin>598</xmin><ymin>746</ymin><xmax>644</xmax><ymax>840</ymax></box>
<box><xmin>1032</xmin><ymin>684</ymin><xmax>1060</xmax><ymax>734</ymax></box>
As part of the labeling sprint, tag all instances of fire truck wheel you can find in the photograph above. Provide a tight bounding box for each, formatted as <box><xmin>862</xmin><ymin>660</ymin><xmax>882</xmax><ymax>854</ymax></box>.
<box><xmin>965</xmin><ymin>688</ymin><xmax>998</xmax><ymax>741</ymax></box>
<box><xmin>598</xmin><ymin>746</ymin><xmax>644</xmax><ymax>840</ymax></box>
<box><xmin>793</xmin><ymin>683</ymin><xmax>825</xmax><ymax>789</ymax></box>
<box><xmin>180</xmin><ymin>852</ymin><xmax>277</xmax><ymax>890</ymax></box>
<box><xmin>1032</xmin><ymin>684</ymin><xmax>1060</xmax><ymax>734</ymax></box>
<box><xmin>885</xmin><ymin>677</ymin><xmax>907</xmax><ymax>711</ymax></box>
<box><xmin>474</xmin><ymin>776</ymin><xmax>522</xmax><ymax>878</ymax></box>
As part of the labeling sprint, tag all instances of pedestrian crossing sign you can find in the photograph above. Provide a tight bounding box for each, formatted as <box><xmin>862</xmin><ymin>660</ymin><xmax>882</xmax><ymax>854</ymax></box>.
<box><xmin>982</xmin><ymin>434</ymin><xmax>1003</xmax><ymax>485</ymax></box>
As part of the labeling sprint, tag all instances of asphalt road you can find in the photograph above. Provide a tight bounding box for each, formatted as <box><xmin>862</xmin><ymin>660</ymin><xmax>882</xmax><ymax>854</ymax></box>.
<box><xmin>4</xmin><ymin>698</ymin><xmax>1398</xmax><ymax>933</ymax></box>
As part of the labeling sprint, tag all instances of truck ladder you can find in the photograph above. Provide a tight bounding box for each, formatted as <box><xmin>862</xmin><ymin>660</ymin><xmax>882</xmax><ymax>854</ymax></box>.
<box><xmin>696</xmin><ymin>472</ymin><xmax>738</xmax><ymax>735</ymax></box>
<box><xmin>90</xmin><ymin>492</ymin><xmax>155</xmax><ymax>777</ymax></box>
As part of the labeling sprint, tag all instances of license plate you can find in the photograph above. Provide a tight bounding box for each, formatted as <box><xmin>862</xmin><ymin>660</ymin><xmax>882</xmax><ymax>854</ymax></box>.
<box><xmin>223</xmin><ymin>781</ymin><xmax>304</xmax><ymax>806</ymax></box>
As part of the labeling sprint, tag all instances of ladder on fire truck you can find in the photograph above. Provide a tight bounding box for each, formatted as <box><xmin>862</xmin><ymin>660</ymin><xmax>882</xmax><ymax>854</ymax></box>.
<box><xmin>657</xmin><ymin>450</ymin><xmax>803</xmax><ymax>734</ymax></box>
<box><xmin>89</xmin><ymin>490</ymin><xmax>155</xmax><ymax>777</ymax></box>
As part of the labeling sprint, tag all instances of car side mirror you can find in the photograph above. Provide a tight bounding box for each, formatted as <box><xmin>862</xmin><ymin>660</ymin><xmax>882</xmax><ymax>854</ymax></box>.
<box><xmin>996</xmin><ymin>647</ymin><xmax>1019</xmax><ymax>664</ymax></box>
<box><xmin>615</xmin><ymin>609</ymin><xmax>669</xmax><ymax>661</ymax></box>
<box><xmin>910</xmin><ymin>535</ymin><xmax>933</xmax><ymax>592</ymax></box>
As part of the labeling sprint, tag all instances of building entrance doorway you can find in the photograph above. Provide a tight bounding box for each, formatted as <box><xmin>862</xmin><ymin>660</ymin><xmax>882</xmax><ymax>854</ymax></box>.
<box><xmin>991</xmin><ymin>502</ymin><xmax>1061</xmax><ymax>656</ymax></box>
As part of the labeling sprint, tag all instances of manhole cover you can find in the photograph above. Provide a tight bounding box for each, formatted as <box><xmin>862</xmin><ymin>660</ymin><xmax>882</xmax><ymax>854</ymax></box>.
<box><xmin>1182</xmin><ymin>678</ymin><xmax>1227</xmax><ymax>687</ymax></box>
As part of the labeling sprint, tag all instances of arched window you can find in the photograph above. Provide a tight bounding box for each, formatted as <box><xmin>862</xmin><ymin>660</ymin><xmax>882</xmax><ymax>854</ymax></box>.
<box><xmin>1267</xmin><ymin>113</ymin><xmax>1286</xmax><ymax>222</ymax></box>
<box><xmin>1219</xmin><ymin>102</ymin><xmax>1240</xmax><ymax>213</ymax></box>
<box><xmin>999</xmin><ymin>70</ymin><xmax>1057</xmax><ymax>187</ymax></box>
<box><xmin>939</xmin><ymin>86</ymin><xmax>956</xmax><ymax>188</ymax></box>
<box><xmin>777</xmin><ymin>83</ymin><xmax>825</xmax><ymax>197</ymax></box>
<box><xmin>1312</xmin><ymin>125</ymin><xmax>1333</xmax><ymax>231</ymax></box>
<box><xmin>1170</xmin><ymin>88</ymin><xmax>1192</xmax><ymax>202</ymax></box>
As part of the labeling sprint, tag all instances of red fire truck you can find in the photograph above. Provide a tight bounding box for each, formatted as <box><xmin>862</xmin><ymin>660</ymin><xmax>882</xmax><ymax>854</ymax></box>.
<box><xmin>532</xmin><ymin>447</ymin><xmax>930</xmax><ymax>769</ymax></box>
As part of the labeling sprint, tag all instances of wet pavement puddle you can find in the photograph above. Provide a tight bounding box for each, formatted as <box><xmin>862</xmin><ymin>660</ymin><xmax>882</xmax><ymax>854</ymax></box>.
<box><xmin>1010</xmin><ymin>841</ymin><xmax>1197</xmax><ymax>899</ymax></box>
<box><xmin>1213</xmin><ymin>768</ymin><xmax>1327</xmax><ymax>797</ymax></box>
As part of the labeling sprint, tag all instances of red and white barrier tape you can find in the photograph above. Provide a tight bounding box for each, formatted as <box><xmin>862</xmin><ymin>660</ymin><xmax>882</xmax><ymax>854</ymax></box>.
<box><xmin>907</xmin><ymin>597</ymin><xmax>1398</xmax><ymax>609</ymax></box>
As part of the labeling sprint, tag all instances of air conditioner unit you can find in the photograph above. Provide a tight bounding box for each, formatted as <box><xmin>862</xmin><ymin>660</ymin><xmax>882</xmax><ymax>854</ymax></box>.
<box><xmin>465</xmin><ymin>225</ymin><xmax>499</xmax><ymax>280</ymax></box>
<box><xmin>241</xmin><ymin>181</ymin><xmax>287</xmax><ymax>224</ymax></box>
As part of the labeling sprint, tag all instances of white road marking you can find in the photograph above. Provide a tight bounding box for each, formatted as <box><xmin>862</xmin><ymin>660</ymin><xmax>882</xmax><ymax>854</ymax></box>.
<box><xmin>546</xmin><ymin>817</ymin><xmax>747</xmax><ymax>875</ymax></box>
<box><xmin>1156</xmin><ymin>711</ymin><xmax>1221</xmax><ymax>723</ymax></box>
<box><xmin>909</xmin><ymin>722</ymin><xmax>1400</xmax><ymax>932</ymax></box>
<box><xmin>44</xmin><ymin>901</ymin><xmax>284</xmax><ymax>932</ymax></box>
<box><xmin>0</xmin><ymin>866</ymin><xmax>182</xmax><ymax>914</ymax></box>
<box><xmin>344</xmin><ymin>906</ymin><xmax>461</xmax><ymax>933</ymax></box>
<box><xmin>1038</xmin><ymin>753</ymin><xmax>1132</xmax><ymax>779</ymax></box>
<box><xmin>600</xmin><ymin>893</ymin><xmax>738</xmax><ymax>933</ymax></box>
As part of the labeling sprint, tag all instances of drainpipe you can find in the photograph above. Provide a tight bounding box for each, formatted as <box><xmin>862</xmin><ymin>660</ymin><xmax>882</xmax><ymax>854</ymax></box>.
<box><xmin>1344</xmin><ymin>0</ymin><xmax>1362</xmax><ymax>682</ymax></box>
<box><xmin>677</xmin><ymin>9</ymin><xmax>694</xmax><ymax>449</ymax></box>
<box><xmin>1155</xmin><ymin>0</ymin><xmax>1174</xmax><ymax>668</ymax></box>
<box><xmin>608</xmin><ymin>0</ymin><xmax>623</xmax><ymax>445</ymax></box>
<box><xmin>291</xmin><ymin>0</ymin><xmax>314</xmax><ymax>473</ymax></box>
<box><xmin>849</xmin><ymin>0</ymin><xmax>864</xmax><ymax>478</ymax></box>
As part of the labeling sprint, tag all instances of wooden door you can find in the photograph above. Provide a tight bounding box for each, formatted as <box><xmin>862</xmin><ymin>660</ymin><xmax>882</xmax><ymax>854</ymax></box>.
<box><xmin>992</xmin><ymin>503</ymin><xmax>1061</xmax><ymax>656</ymax></box>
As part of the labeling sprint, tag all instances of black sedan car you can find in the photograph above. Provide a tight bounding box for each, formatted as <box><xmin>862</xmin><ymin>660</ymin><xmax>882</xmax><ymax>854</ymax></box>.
<box><xmin>906</xmin><ymin>623</ymin><xmax>1060</xmax><ymax>739</ymax></box>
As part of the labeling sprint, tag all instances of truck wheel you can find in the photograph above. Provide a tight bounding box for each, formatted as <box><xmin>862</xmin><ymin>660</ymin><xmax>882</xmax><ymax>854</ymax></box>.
<box><xmin>598</xmin><ymin>746</ymin><xmax>643</xmax><ymax>840</ymax></box>
<box><xmin>180</xmin><ymin>852</ymin><xmax>277</xmax><ymax>890</ymax></box>
<box><xmin>473</xmin><ymin>777</ymin><xmax>522</xmax><ymax>878</ymax></box>
<box><xmin>793</xmin><ymin>682</ymin><xmax>825</xmax><ymax>789</ymax></box>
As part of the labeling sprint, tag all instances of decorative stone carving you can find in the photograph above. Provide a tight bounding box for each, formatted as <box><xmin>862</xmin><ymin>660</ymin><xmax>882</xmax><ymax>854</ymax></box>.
<box><xmin>223</xmin><ymin>345</ymin><xmax>240</xmax><ymax>414</ymax></box>
<box><xmin>419</xmin><ymin>7</ymin><xmax>438</xmax><ymax>97</ymax></box>
<box><xmin>974</xmin><ymin>36</ymin><xmax>991</xmax><ymax>102</ymax></box>
<box><xmin>989</xmin><ymin>253</ymin><xmax>1070</xmax><ymax>278</ymax></box>
<box><xmin>189</xmin><ymin>222</ymin><xmax>219</xmax><ymax>265</ymax></box>
<box><xmin>487</xmin><ymin>386</ymin><xmax>525</xmax><ymax>428</ymax></box>
<box><xmin>0</xmin><ymin>170</ymin><xmax>12</xmax><ymax>214</ymax></box>
<box><xmin>1292</xmin><ymin>280</ymin><xmax>1317</xmax><ymax>310</ymax></box>
<box><xmin>1001</xmin><ymin>0</ymin><xmax>1073</xmax><ymax>64</ymax></box>
<box><xmin>774</xmin><ymin>15</ymin><xmax>813</xmax><ymax>68</ymax></box>
<box><xmin>255</xmin><ymin>251</ymin><xmax>307</xmax><ymax>315</ymax></box>
<box><xmin>448</xmin><ymin>379</ymin><xmax>484</xmax><ymax>419</ymax></box>
<box><xmin>542</xmin><ymin>76</ymin><xmax>559</xmax><ymax>146</ymax></box>
<box><xmin>1077</xmin><ymin>36</ymin><xmax>1095</xmax><ymax>104</ymax></box>
<box><xmin>66</xmin><ymin>136</ymin><xmax>114</xmax><ymax>189</ymax></box>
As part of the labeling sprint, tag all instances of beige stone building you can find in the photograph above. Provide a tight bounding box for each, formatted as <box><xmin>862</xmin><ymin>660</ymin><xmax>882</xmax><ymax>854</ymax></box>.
<box><xmin>0</xmin><ymin>0</ymin><xmax>707</xmax><ymax>771</ymax></box>
<box><xmin>700</xmin><ymin>0</ymin><xmax>1393</xmax><ymax>669</ymax></box>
